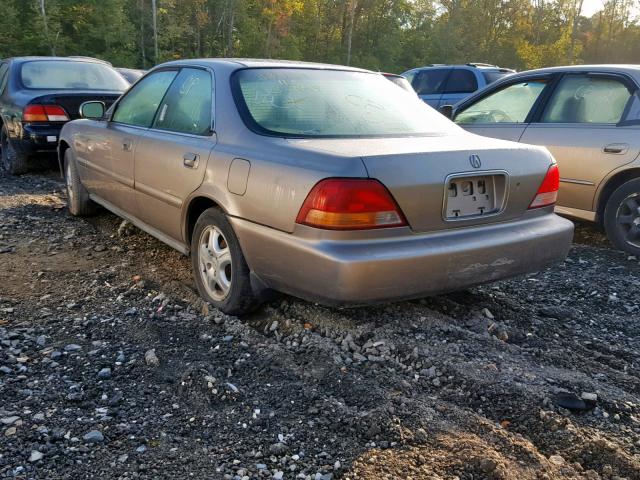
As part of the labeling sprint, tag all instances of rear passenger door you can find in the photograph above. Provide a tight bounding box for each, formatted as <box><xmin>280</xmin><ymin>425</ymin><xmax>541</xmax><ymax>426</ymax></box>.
<box><xmin>441</xmin><ymin>68</ymin><xmax>478</xmax><ymax>107</ymax></box>
<box><xmin>411</xmin><ymin>68</ymin><xmax>450</xmax><ymax>108</ymax></box>
<box><xmin>134</xmin><ymin>67</ymin><xmax>216</xmax><ymax>245</ymax></box>
<box><xmin>520</xmin><ymin>73</ymin><xmax>640</xmax><ymax>213</ymax></box>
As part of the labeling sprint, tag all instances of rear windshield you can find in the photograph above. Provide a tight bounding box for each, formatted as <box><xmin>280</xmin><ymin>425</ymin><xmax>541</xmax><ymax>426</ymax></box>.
<box><xmin>233</xmin><ymin>68</ymin><xmax>458</xmax><ymax>138</ymax></box>
<box><xmin>20</xmin><ymin>60</ymin><xmax>129</xmax><ymax>91</ymax></box>
<box><xmin>482</xmin><ymin>70</ymin><xmax>512</xmax><ymax>84</ymax></box>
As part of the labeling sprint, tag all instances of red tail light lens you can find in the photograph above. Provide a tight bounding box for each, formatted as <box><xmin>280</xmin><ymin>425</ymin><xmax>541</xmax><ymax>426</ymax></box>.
<box><xmin>23</xmin><ymin>104</ymin><xmax>69</xmax><ymax>122</ymax></box>
<box><xmin>529</xmin><ymin>164</ymin><xmax>560</xmax><ymax>209</ymax></box>
<box><xmin>296</xmin><ymin>178</ymin><xmax>407</xmax><ymax>230</ymax></box>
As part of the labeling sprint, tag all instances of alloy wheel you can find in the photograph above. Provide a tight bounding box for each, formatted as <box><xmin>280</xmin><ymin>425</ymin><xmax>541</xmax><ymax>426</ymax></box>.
<box><xmin>198</xmin><ymin>225</ymin><xmax>233</xmax><ymax>301</ymax></box>
<box><xmin>616</xmin><ymin>192</ymin><xmax>640</xmax><ymax>248</ymax></box>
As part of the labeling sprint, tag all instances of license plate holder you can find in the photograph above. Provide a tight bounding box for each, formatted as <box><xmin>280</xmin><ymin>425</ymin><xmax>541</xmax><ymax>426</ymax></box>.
<box><xmin>444</xmin><ymin>174</ymin><xmax>504</xmax><ymax>220</ymax></box>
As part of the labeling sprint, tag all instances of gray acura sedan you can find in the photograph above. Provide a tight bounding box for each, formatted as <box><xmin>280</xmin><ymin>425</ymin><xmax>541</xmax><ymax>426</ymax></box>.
<box><xmin>59</xmin><ymin>59</ymin><xmax>573</xmax><ymax>315</ymax></box>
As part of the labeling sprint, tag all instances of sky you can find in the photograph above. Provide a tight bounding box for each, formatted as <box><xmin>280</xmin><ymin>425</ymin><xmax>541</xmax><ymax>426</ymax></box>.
<box><xmin>582</xmin><ymin>0</ymin><xmax>604</xmax><ymax>17</ymax></box>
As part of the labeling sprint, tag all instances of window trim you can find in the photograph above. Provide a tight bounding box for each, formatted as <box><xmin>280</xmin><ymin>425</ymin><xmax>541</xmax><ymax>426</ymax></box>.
<box><xmin>530</xmin><ymin>72</ymin><xmax>638</xmax><ymax>126</ymax></box>
<box><xmin>453</xmin><ymin>74</ymin><xmax>556</xmax><ymax>125</ymax></box>
<box><xmin>109</xmin><ymin>67</ymin><xmax>181</xmax><ymax>129</ymax></box>
<box><xmin>110</xmin><ymin>65</ymin><xmax>216</xmax><ymax>138</ymax></box>
<box><xmin>149</xmin><ymin>66</ymin><xmax>215</xmax><ymax>137</ymax></box>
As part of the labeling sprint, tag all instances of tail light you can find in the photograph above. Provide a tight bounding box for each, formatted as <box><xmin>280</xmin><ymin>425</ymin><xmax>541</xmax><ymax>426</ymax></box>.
<box><xmin>296</xmin><ymin>178</ymin><xmax>407</xmax><ymax>230</ymax></box>
<box><xmin>23</xmin><ymin>105</ymin><xmax>70</xmax><ymax>122</ymax></box>
<box><xmin>529</xmin><ymin>164</ymin><xmax>560</xmax><ymax>209</ymax></box>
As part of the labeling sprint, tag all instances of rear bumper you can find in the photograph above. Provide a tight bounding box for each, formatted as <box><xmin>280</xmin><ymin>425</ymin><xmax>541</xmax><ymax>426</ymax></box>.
<box><xmin>12</xmin><ymin>124</ymin><xmax>63</xmax><ymax>155</ymax></box>
<box><xmin>231</xmin><ymin>212</ymin><xmax>574</xmax><ymax>305</ymax></box>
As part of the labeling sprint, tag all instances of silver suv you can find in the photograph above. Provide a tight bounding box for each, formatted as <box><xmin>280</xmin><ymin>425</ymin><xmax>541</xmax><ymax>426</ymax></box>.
<box><xmin>402</xmin><ymin>63</ymin><xmax>515</xmax><ymax>109</ymax></box>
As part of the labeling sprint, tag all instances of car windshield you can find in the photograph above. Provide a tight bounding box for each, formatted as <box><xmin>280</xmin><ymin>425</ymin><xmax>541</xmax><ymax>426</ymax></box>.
<box><xmin>233</xmin><ymin>68</ymin><xmax>458</xmax><ymax>137</ymax></box>
<box><xmin>21</xmin><ymin>60</ymin><xmax>129</xmax><ymax>90</ymax></box>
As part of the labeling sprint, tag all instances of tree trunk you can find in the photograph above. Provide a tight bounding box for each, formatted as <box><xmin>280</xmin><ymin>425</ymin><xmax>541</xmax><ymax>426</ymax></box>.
<box><xmin>152</xmin><ymin>0</ymin><xmax>158</xmax><ymax>64</ymax></box>
<box><xmin>346</xmin><ymin>0</ymin><xmax>357</xmax><ymax>65</ymax></box>
<box><xmin>39</xmin><ymin>0</ymin><xmax>55</xmax><ymax>55</ymax></box>
<box><xmin>139</xmin><ymin>0</ymin><xmax>146</xmax><ymax>68</ymax></box>
<box><xmin>569</xmin><ymin>0</ymin><xmax>584</xmax><ymax>63</ymax></box>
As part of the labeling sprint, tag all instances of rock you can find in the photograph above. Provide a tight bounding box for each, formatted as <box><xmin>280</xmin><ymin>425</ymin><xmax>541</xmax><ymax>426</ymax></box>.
<box><xmin>581</xmin><ymin>392</ymin><xmax>598</xmax><ymax>402</ymax></box>
<box><xmin>414</xmin><ymin>428</ymin><xmax>428</xmax><ymax>443</ymax></box>
<box><xmin>479</xmin><ymin>457</ymin><xmax>497</xmax><ymax>472</ymax></box>
<box><xmin>36</xmin><ymin>335</ymin><xmax>47</xmax><ymax>346</ymax></box>
<box><xmin>117</xmin><ymin>220</ymin><xmax>135</xmax><ymax>237</ymax></box>
<box><xmin>83</xmin><ymin>430</ymin><xmax>105</xmax><ymax>443</ymax></box>
<box><xmin>64</xmin><ymin>344</ymin><xmax>82</xmax><ymax>352</ymax></box>
<box><xmin>273</xmin><ymin>472</ymin><xmax>284</xmax><ymax>480</ymax></box>
<box><xmin>0</xmin><ymin>416</ymin><xmax>20</xmax><ymax>425</ymax></box>
<box><xmin>5</xmin><ymin>427</ymin><xmax>16</xmax><ymax>436</ymax></box>
<box><xmin>94</xmin><ymin>244</ymin><xmax>107</xmax><ymax>252</ymax></box>
<box><xmin>549</xmin><ymin>455</ymin><xmax>565</xmax><ymax>466</ymax></box>
<box><xmin>554</xmin><ymin>392</ymin><xmax>593</xmax><ymax>411</ymax></box>
<box><xmin>136</xmin><ymin>445</ymin><xmax>147</xmax><ymax>453</ymax></box>
<box><xmin>0</xmin><ymin>366</ymin><xmax>11</xmax><ymax>374</ymax></box>
<box><xmin>269</xmin><ymin>320</ymin><xmax>279</xmax><ymax>332</ymax></box>
<box><xmin>98</xmin><ymin>367</ymin><xmax>112</xmax><ymax>379</ymax></box>
<box><xmin>29</xmin><ymin>451</ymin><xmax>43</xmax><ymax>462</ymax></box>
<box><xmin>144</xmin><ymin>349</ymin><xmax>159</xmax><ymax>367</ymax></box>
<box><xmin>270</xmin><ymin>442</ymin><xmax>288</xmax><ymax>455</ymax></box>
<box><xmin>481</xmin><ymin>308</ymin><xmax>494</xmax><ymax>319</ymax></box>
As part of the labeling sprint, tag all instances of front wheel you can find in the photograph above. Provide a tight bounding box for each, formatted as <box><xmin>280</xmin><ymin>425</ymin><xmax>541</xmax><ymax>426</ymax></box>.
<box><xmin>64</xmin><ymin>148</ymin><xmax>96</xmax><ymax>216</ymax></box>
<box><xmin>191</xmin><ymin>208</ymin><xmax>261</xmax><ymax>316</ymax></box>
<box><xmin>603</xmin><ymin>178</ymin><xmax>640</xmax><ymax>255</ymax></box>
<box><xmin>1</xmin><ymin>126</ymin><xmax>29</xmax><ymax>175</ymax></box>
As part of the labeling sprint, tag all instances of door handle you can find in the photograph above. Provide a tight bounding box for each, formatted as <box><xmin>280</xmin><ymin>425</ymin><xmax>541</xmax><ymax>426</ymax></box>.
<box><xmin>122</xmin><ymin>139</ymin><xmax>133</xmax><ymax>151</ymax></box>
<box><xmin>183</xmin><ymin>153</ymin><xmax>199</xmax><ymax>168</ymax></box>
<box><xmin>603</xmin><ymin>143</ymin><xmax>629</xmax><ymax>154</ymax></box>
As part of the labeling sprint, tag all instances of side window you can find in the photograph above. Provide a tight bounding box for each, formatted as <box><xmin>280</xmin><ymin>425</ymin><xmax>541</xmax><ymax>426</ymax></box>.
<box><xmin>623</xmin><ymin>91</ymin><xmax>640</xmax><ymax>123</ymax></box>
<box><xmin>403</xmin><ymin>71</ymin><xmax>416</xmax><ymax>86</ymax></box>
<box><xmin>152</xmin><ymin>68</ymin><xmax>213</xmax><ymax>135</ymax></box>
<box><xmin>112</xmin><ymin>70</ymin><xmax>178</xmax><ymax>127</ymax></box>
<box><xmin>443</xmin><ymin>69</ymin><xmax>478</xmax><ymax>94</ymax></box>
<box><xmin>455</xmin><ymin>80</ymin><xmax>547</xmax><ymax>124</ymax></box>
<box><xmin>0</xmin><ymin>63</ymin><xmax>9</xmax><ymax>93</ymax></box>
<box><xmin>412</xmin><ymin>69</ymin><xmax>450</xmax><ymax>95</ymax></box>
<box><xmin>541</xmin><ymin>75</ymin><xmax>631</xmax><ymax>124</ymax></box>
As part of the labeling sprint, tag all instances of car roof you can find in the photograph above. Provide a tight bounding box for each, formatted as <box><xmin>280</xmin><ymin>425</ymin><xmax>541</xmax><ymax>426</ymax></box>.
<box><xmin>156</xmin><ymin>58</ymin><xmax>371</xmax><ymax>73</ymax></box>
<box><xmin>513</xmin><ymin>64</ymin><xmax>640</xmax><ymax>78</ymax></box>
<box><xmin>4</xmin><ymin>56</ymin><xmax>112</xmax><ymax>65</ymax></box>
<box><xmin>408</xmin><ymin>64</ymin><xmax>512</xmax><ymax>71</ymax></box>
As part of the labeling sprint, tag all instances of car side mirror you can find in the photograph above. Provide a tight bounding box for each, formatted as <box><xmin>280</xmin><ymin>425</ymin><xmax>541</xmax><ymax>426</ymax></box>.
<box><xmin>439</xmin><ymin>104</ymin><xmax>454</xmax><ymax>119</ymax></box>
<box><xmin>79</xmin><ymin>101</ymin><xmax>105</xmax><ymax>120</ymax></box>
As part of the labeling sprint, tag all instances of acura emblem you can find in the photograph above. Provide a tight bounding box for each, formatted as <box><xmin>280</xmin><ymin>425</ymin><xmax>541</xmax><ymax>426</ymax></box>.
<box><xmin>469</xmin><ymin>154</ymin><xmax>482</xmax><ymax>169</ymax></box>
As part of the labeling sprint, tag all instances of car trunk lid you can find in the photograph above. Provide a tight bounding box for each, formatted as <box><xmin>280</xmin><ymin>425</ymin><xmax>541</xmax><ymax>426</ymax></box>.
<box><xmin>287</xmin><ymin>134</ymin><xmax>554</xmax><ymax>233</ymax></box>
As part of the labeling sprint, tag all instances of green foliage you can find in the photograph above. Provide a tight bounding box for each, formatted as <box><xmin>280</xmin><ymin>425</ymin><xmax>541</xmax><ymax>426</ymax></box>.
<box><xmin>0</xmin><ymin>0</ymin><xmax>638</xmax><ymax>72</ymax></box>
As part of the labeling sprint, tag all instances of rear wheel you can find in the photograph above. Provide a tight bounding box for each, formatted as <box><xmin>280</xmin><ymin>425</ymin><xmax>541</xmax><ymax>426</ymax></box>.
<box><xmin>604</xmin><ymin>178</ymin><xmax>640</xmax><ymax>255</ymax></box>
<box><xmin>64</xmin><ymin>148</ymin><xmax>96</xmax><ymax>216</ymax></box>
<box><xmin>191</xmin><ymin>208</ymin><xmax>261</xmax><ymax>316</ymax></box>
<box><xmin>1</xmin><ymin>126</ymin><xmax>29</xmax><ymax>175</ymax></box>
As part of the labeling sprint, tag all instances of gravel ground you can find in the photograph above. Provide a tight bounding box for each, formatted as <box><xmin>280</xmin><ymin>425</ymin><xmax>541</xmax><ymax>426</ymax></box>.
<box><xmin>0</xmin><ymin>169</ymin><xmax>639</xmax><ymax>480</ymax></box>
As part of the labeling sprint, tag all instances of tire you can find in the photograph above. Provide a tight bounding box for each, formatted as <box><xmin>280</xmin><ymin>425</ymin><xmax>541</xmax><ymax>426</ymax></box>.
<box><xmin>1</xmin><ymin>126</ymin><xmax>29</xmax><ymax>175</ymax></box>
<box><xmin>64</xmin><ymin>148</ymin><xmax>96</xmax><ymax>216</ymax></box>
<box><xmin>603</xmin><ymin>177</ymin><xmax>640</xmax><ymax>255</ymax></box>
<box><xmin>191</xmin><ymin>208</ymin><xmax>261</xmax><ymax>316</ymax></box>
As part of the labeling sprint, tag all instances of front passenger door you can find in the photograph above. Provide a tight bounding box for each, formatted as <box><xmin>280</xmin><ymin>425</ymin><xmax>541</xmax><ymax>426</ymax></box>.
<box><xmin>83</xmin><ymin>69</ymin><xmax>178</xmax><ymax>210</ymax></box>
<box><xmin>454</xmin><ymin>77</ymin><xmax>550</xmax><ymax>142</ymax></box>
<box><xmin>134</xmin><ymin>67</ymin><xmax>216</xmax><ymax>244</ymax></box>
